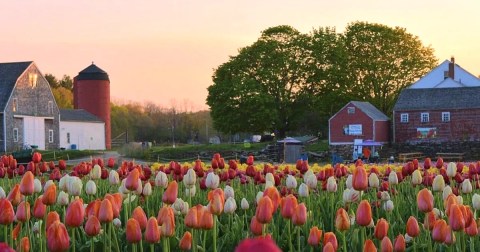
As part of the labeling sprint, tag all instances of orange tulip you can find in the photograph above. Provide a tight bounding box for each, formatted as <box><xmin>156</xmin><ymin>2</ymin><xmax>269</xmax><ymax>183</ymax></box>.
<box><xmin>33</xmin><ymin>196</ymin><xmax>47</xmax><ymax>219</ymax></box>
<box><xmin>381</xmin><ymin>236</ymin><xmax>393</xmax><ymax>252</ymax></box>
<box><xmin>307</xmin><ymin>226</ymin><xmax>322</xmax><ymax>247</ymax></box>
<box><xmin>393</xmin><ymin>234</ymin><xmax>405</xmax><ymax>252</ymax></box>
<box><xmin>323</xmin><ymin>232</ymin><xmax>338</xmax><ymax>251</ymax></box>
<box><xmin>132</xmin><ymin>206</ymin><xmax>147</xmax><ymax>231</ymax></box>
<box><xmin>85</xmin><ymin>215</ymin><xmax>101</xmax><ymax>237</ymax></box>
<box><xmin>12</xmin><ymin>223</ymin><xmax>21</xmax><ymax>241</ymax></box>
<box><xmin>16</xmin><ymin>201</ymin><xmax>30</xmax><ymax>222</ymax></box>
<box><xmin>444</xmin><ymin>225</ymin><xmax>455</xmax><ymax>245</ymax></box>
<box><xmin>465</xmin><ymin>218</ymin><xmax>478</xmax><ymax>237</ymax></box>
<box><xmin>448</xmin><ymin>204</ymin><xmax>465</xmax><ymax>231</ymax></box>
<box><xmin>145</xmin><ymin>217</ymin><xmax>160</xmax><ymax>243</ymax></box>
<box><xmin>42</xmin><ymin>184</ymin><xmax>57</xmax><ymax>206</ymax></box>
<box><xmin>353</xmin><ymin>166</ymin><xmax>368</xmax><ymax>191</ymax></box>
<box><xmin>364</xmin><ymin>239</ymin><xmax>377</xmax><ymax>252</ymax></box>
<box><xmin>185</xmin><ymin>206</ymin><xmax>199</xmax><ymax>228</ymax></box>
<box><xmin>374</xmin><ymin>218</ymin><xmax>389</xmax><ymax>240</ymax></box>
<box><xmin>0</xmin><ymin>198</ymin><xmax>15</xmax><ymax>225</ymax></box>
<box><xmin>444</xmin><ymin>194</ymin><xmax>457</xmax><ymax>216</ymax></box>
<box><xmin>160</xmin><ymin>211</ymin><xmax>175</xmax><ymax>237</ymax></box>
<box><xmin>292</xmin><ymin>203</ymin><xmax>307</xmax><ymax>226</ymax></box>
<box><xmin>356</xmin><ymin>200</ymin><xmax>372</xmax><ymax>227</ymax></box>
<box><xmin>47</xmin><ymin>220</ymin><xmax>70</xmax><ymax>252</ymax></box>
<box><xmin>86</xmin><ymin>200</ymin><xmax>101</xmax><ymax>218</ymax></box>
<box><xmin>250</xmin><ymin>216</ymin><xmax>263</xmax><ymax>236</ymax></box>
<box><xmin>7</xmin><ymin>184</ymin><xmax>22</xmax><ymax>206</ymax></box>
<box><xmin>19</xmin><ymin>171</ymin><xmax>35</xmax><ymax>196</ymax></box>
<box><xmin>110</xmin><ymin>193</ymin><xmax>123</xmax><ymax>211</ymax></box>
<box><xmin>46</xmin><ymin>211</ymin><xmax>60</xmax><ymax>231</ymax></box>
<box><xmin>335</xmin><ymin>208</ymin><xmax>350</xmax><ymax>231</ymax></box>
<box><xmin>280</xmin><ymin>194</ymin><xmax>298</xmax><ymax>219</ymax></box>
<box><xmin>323</xmin><ymin>242</ymin><xmax>335</xmax><ymax>252</ymax></box>
<box><xmin>104</xmin><ymin>194</ymin><xmax>120</xmax><ymax>218</ymax></box>
<box><xmin>459</xmin><ymin>205</ymin><xmax>474</xmax><ymax>227</ymax></box>
<box><xmin>208</xmin><ymin>188</ymin><xmax>225</xmax><ymax>215</ymax></box>
<box><xmin>256</xmin><ymin>196</ymin><xmax>274</xmax><ymax>224</ymax></box>
<box><xmin>65</xmin><ymin>199</ymin><xmax>85</xmax><ymax>228</ymax></box>
<box><xmin>416</xmin><ymin>188</ymin><xmax>433</xmax><ymax>213</ymax></box>
<box><xmin>423</xmin><ymin>211</ymin><xmax>437</xmax><ymax>230</ymax></box>
<box><xmin>18</xmin><ymin>236</ymin><xmax>30</xmax><ymax>252</ymax></box>
<box><xmin>179</xmin><ymin>231</ymin><xmax>192</xmax><ymax>251</ymax></box>
<box><xmin>125</xmin><ymin>169</ymin><xmax>140</xmax><ymax>191</ymax></box>
<box><xmin>200</xmin><ymin>209</ymin><xmax>213</xmax><ymax>230</ymax></box>
<box><xmin>98</xmin><ymin>199</ymin><xmax>113</xmax><ymax>223</ymax></box>
<box><xmin>263</xmin><ymin>187</ymin><xmax>281</xmax><ymax>212</ymax></box>
<box><xmin>157</xmin><ymin>206</ymin><xmax>175</xmax><ymax>226</ymax></box>
<box><xmin>406</xmin><ymin>216</ymin><xmax>420</xmax><ymax>237</ymax></box>
<box><xmin>126</xmin><ymin>218</ymin><xmax>142</xmax><ymax>244</ymax></box>
<box><xmin>162</xmin><ymin>181</ymin><xmax>178</xmax><ymax>205</ymax></box>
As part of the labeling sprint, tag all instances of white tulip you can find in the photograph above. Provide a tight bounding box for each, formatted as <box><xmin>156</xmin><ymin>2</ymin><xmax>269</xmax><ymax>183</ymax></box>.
<box><xmin>264</xmin><ymin>181</ymin><xmax>274</xmax><ymax>190</ymax></box>
<box><xmin>265</xmin><ymin>173</ymin><xmax>275</xmax><ymax>185</ymax></box>
<box><xmin>343</xmin><ymin>189</ymin><xmax>351</xmax><ymax>204</ymax></box>
<box><xmin>305</xmin><ymin>174</ymin><xmax>317</xmax><ymax>189</ymax></box>
<box><xmin>173</xmin><ymin>198</ymin><xmax>186</xmax><ymax>213</ymax></box>
<box><xmin>134</xmin><ymin>179</ymin><xmax>143</xmax><ymax>195</ymax></box>
<box><xmin>326</xmin><ymin>177</ymin><xmax>337</xmax><ymax>192</ymax></box>
<box><xmin>59</xmin><ymin>174</ymin><xmax>70</xmax><ymax>192</ymax></box>
<box><xmin>404</xmin><ymin>233</ymin><xmax>413</xmax><ymax>243</ymax></box>
<box><xmin>256</xmin><ymin>191</ymin><xmax>264</xmax><ymax>204</ymax></box>
<box><xmin>44</xmin><ymin>180</ymin><xmax>55</xmax><ymax>192</ymax></box>
<box><xmin>118</xmin><ymin>179</ymin><xmax>129</xmax><ymax>194</ymax></box>
<box><xmin>68</xmin><ymin>177</ymin><xmax>83</xmax><ymax>196</ymax></box>
<box><xmin>472</xmin><ymin>194</ymin><xmax>480</xmax><ymax>210</ymax></box>
<box><xmin>380</xmin><ymin>191</ymin><xmax>391</xmax><ymax>201</ymax></box>
<box><xmin>286</xmin><ymin>175</ymin><xmax>297</xmax><ymax>189</ymax></box>
<box><xmin>456</xmin><ymin>195</ymin><xmax>463</xmax><ymax>205</ymax></box>
<box><xmin>113</xmin><ymin>218</ymin><xmax>122</xmax><ymax>228</ymax></box>
<box><xmin>432</xmin><ymin>208</ymin><xmax>443</xmax><ymax>218</ymax></box>
<box><xmin>85</xmin><ymin>180</ymin><xmax>97</xmax><ymax>195</ymax></box>
<box><xmin>205</xmin><ymin>172</ymin><xmax>219</xmax><ymax>189</ymax></box>
<box><xmin>368</xmin><ymin>219</ymin><xmax>375</xmax><ymax>228</ymax></box>
<box><xmin>368</xmin><ymin>173</ymin><xmax>379</xmax><ymax>188</ymax></box>
<box><xmin>90</xmin><ymin>164</ymin><xmax>102</xmax><ymax>180</ymax></box>
<box><xmin>442</xmin><ymin>186</ymin><xmax>453</xmax><ymax>201</ymax></box>
<box><xmin>304</xmin><ymin>170</ymin><xmax>314</xmax><ymax>179</ymax></box>
<box><xmin>383</xmin><ymin>200</ymin><xmax>394</xmax><ymax>212</ymax></box>
<box><xmin>241</xmin><ymin>198</ymin><xmax>249</xmax><ymax>210</ymax></box>
<box><xmin>181</xmin><ymin>202</ymin><xmax>189</xmax><ymax>215</ymax></box>
<box><xmin>346</xmin><ymin>175</ymin><xmax>353</xmax><ymax>189</ymax></box>
<box><xmin>224</xmin><ymin>185</ymin><xmax>234</xmax><ymax>199</ymax></box>
<box><xmin>432</xmin><ymin>175</ymin><xmax>445</xmax><ymax>192</ymax></box>
<box><xmin>143</xmin><ymin>182</ymin><xmax>152</xmax><ymax>196</ymax></box>
<box><xmin>183</xmin><ymin>169</ymin><xmax>197</xmax><ymax>188</ymax></box>
<box><xmin>123</xmin><ymin>195</ymin><xmax>137</xmax><ymax>204</ymax></box>
<box><xmin>461</xmin><ymin>179</ymin><xmax>473</xmax><ymax>194</ymax></box>
<box><xmin>109</xmin><ymin>170</ymin><xmax>120</xmax><ymax>185</ymax></box>
<box><xmin>155</xmin><ymin>171</ymin><xmax>168</xmax><ymax>188</ymax></box>
<box><xmin>185</xmin><ymin>187</ymin><xmax>196</xmax><ymax>197</ymax></box>
<box><xmin>57</xmin><ymin>191</ymin><xmax>69</xmax><ymax>206</ymax></box>
<box><xmin>446</xmin><ymin>162</ymin><xmax>456</xmax><ymax>178</ymax></box>
<box><xmin>33</xmin><ymin>220</ymin><xmax>42</xmax><ymax>234</ymax></box>
<box><xmin>224</xmin><ymin>197</ymin><xmax>237</xmax><ymax>214</ymax></box>
<box><xmin>34</xmin><ymin>178</ymin><xmax>42</xmax><ymax>193</ymax></box>
<box><xmin>411</xmin><ymin>170</ymin><xmax>422</xmax><ymax>186</ymax></box>
<box><xmin>0</xmin><ymin>187</ymin><xmax>5</xmax><ymax>199</ymax></box>
<box><xmin>388</xmin><ymin>172</ymin><xmax>398</xmax><ymax>185</ymax></box>
<box><xmin>348</xmin><ymin>189</ymin><xmax>361</xmax><ymax>203</ymax></box>
<box><xmin>298</xmin><ymin>183</ymin><xmax>309</xmax><ymax>198</ymax></box>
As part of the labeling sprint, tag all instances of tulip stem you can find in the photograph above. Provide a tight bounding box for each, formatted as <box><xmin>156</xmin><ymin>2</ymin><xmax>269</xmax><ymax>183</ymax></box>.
<box><xmin>470</xmin><ymin>237</ymin><xmax>475</xmax><ymax>252</ymax></box>
<box><xmin>103</xmin><ymin>223</ymin><xmax>107</xmax><ymax>252</ymax></box>
<box><xmin>191</xmin><ymin>228</ymin><xmax>197</xmax><ymax>252</ymax></box>
<box><xmin>91</xmin><ymin>237</ymin><xmax>94</xmax><ymax>252</ymax></box>
<box><xmin>297</xmin><ymin>226</ymin><xmax>301</xmax><ymax>252</ymax></box>
<box><xmin>132</xmin><ymin>243</ymin><xmax>137</xmax><ymax>252</ymax></box>
<box><xmin>72</xmin><ymin>227</ymin><xmax>76</xmax><ymax>252</ymax></box>
<box><xmin>111</xmin><ymin>223</ymin><xmax>120</xmax><ymax>252</ymax></box>
<box><xmin>287</xmin><ymin>220</ymin><xmax>293</xmax><ymax>252</ymax></box>
<box><xmin>342</xmin><ymin>231</ymin><xmax>347</xmax><ymax>252</ymax></box>
<box><xmin>213</xmin><ymin>215</ymin><xmax>218</xmax><ymax>252</ymax></box>
<box><xmin>150</xmin><ymin>243</ymin><xmax>154</xmax><ymax>252</ymax></box>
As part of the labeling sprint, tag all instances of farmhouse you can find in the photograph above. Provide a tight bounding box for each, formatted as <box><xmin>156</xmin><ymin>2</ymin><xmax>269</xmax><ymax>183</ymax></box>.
<box><xmin>0</xmin><ymin>61</ymin><xmax>109</xmax><ymax>152</ymax></box>
<box><xmin>393</xmin><ymin>58</ymin><xmax>480</xmax><ymax>143</ymax></box>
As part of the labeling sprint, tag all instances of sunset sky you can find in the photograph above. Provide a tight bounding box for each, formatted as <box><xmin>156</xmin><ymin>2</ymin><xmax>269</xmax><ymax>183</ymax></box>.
<box><xmin>1</xmin><ymin>1</ymin><xmax>479</xmax><ymax>111</ymax></box>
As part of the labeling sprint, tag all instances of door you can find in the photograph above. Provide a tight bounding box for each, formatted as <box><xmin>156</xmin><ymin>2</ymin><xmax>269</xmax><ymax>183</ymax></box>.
<box><xmin>23</xmin><ymin>116</ymin><xmax>45</xmax><ymax>149</ymax></box>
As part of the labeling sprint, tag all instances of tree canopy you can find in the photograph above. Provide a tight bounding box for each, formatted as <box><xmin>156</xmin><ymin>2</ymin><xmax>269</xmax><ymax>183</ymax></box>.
<box><xmin>207</xmin><ymin>22</ymin><xmax>438</xmax><ymax>137</ymax></box>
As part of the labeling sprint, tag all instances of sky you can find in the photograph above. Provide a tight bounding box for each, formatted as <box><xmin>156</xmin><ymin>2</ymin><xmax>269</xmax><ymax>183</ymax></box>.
<box><xmin>1</xmin><ymin>1</ymin><xmax>479</xmax><ymax>111</ymax></box>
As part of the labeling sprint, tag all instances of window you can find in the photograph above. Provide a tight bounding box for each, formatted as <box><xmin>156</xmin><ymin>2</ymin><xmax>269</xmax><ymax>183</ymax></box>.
<box><xmin>421</xmin><ymin>113</ymin><xmax>429</xmax><ymax>123</ymax></box>
<box><xmin>29</xmin><ymin>73</ymin><xmax>38</xmax><ymax>88</ymax></box>
<box><xmin>400</xmin><ymin>113</ymin><xmax>409</xmax><ymax>123</ymax></box>
<box><xmin>49</xmin><ymin>130</ymin><xmax>54</xmax><ymax>143</ymax></box>
<box><xmin>67</xmin><ymin>133</ymin><xmax>70</xmax><ymax>144</ymax></box>
<box><xmin>442</xmin><ymin>112</ymin><xmax>450</xmax><ymax>122</ymax></box>
<box><xmin>48</xmin><ymin>101</ymin><xmax>53</xmax><ymax>114</ymax></box>
<box><xmin>347</xmin><ymin>107</ymin><xmax>355</xmax><ymax>114</ymax></box>
<box><xmin>13</xmin><ymin>128</ymin><xmax>18</xmax><ymax>142</ymax></box>
<box><xmin>12</xmin><ymin>98</ymin><xmax>17</xmax><ymax>112</ymax></box>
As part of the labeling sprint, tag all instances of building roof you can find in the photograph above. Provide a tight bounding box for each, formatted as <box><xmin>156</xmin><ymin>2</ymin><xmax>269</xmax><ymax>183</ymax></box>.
<box><xmin>394</xmin><ymin>86</ymin><xmax>480</xmax><ymax>111</ymax></box>
<box><xmin>76</xmin><ymin>63</ymin><xmax>109</xmax><ymax>81</ymax></box>
<box><xmin>409</xmin><ymin>59</ymin><xmax>480</xmax><ymax>89</ymax></box>
<box><xmin>60</xmin><ymin>109</ymin><xmax>104</xmax><ymax>122</ymax></box>
<box><xmin>0</xmin><ymin>61</ymin><xmax>32</xmax><ymax>110</ymax></box>
<box><xmin>350</xmin><ymin>101</ymin><xmax>389</xmax><ymax>121</ymax></box>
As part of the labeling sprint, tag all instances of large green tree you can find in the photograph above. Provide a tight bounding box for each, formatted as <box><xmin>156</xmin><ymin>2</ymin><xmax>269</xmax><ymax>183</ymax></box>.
<box><xmin>342</xmin><ymin>22</ymin><xmax>437</xmax><ymax>114</ymax></box>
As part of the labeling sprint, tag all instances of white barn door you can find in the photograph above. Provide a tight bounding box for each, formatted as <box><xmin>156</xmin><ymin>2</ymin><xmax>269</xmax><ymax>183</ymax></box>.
<box><xmin>23</xmin><ymin>117</ymin><xmax>45</xmax><ymax>149</ymax></box>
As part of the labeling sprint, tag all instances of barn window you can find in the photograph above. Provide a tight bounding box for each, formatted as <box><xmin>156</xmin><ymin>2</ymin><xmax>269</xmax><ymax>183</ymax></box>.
<box><xmin>49</xmin><ymin>130</ymin><xmax>54</xmax><ymax>143</ymax></box>
<box><xmin>421</xmin><ymin>113</ymin><xmax>429</xmax><ymax>123</ymax></box>
<box><xmin>48</xmin><ymin>101</ymin><xmax>53</xmax><ymax>114</ymax></box>
<box><xmin>400</xmin><ymin>113</ymin><xmax>409</xmax><ymax>123</ymax></box>
<box><xmin>442</xmin><ymin>112</ymin><xmax>450</xmax><ymax>122</ymax></box>
<box><xmin>347</xmin><ymin>107</ymin><xmax>355</xmax><ymax>114</ymax></box>
<box><xmin>13</xmin><ymin>128</ymin><xmax>18</xmax><ymax>142</ymax></box>
<box><xmin>12</xmin><ymin>98</ymin><xmax>18</xmax><ymax>112</ymax></box>
<box><xmin>67</xmin><ymin>133</ymin><xmax>70</xmax><ymax>144</ymax></box>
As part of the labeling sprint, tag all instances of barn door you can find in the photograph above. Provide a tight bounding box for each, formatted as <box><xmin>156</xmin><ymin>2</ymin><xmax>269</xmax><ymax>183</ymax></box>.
<box><xmin>23</xmin><ymin>117</ymin><xmax>45</xmax><ymax>149</ymax></box>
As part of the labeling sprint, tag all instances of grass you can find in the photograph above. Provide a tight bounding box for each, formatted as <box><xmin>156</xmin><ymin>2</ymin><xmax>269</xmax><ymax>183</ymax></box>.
<box><xmin>39</xmin><ymin>149</ymin><xmax>102</xmax><ymax>161</ymax></box>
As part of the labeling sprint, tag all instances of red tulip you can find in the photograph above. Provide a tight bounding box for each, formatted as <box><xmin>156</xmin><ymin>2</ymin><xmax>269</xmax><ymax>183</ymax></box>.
<box><xmin>406</xmin><ymin>216</ymin><xmax>420</xmax><ymax>237</ymax></box>
<box><xmin>393</xmin><ymin>234</ymin><xmax>405</xmax><ymax>252</ymax></box>
<box><xmin>356</xmin><ymin>200</ymin><xmax>372</xmax><ymax>227</ymax></box>
<box><xmin>0</xmin><ymin>199</ymin><xmax>15</xmax><ymax>225</ymax></box>
<box><xmin>307</xmin><ymin>226</ymin><xmax>322</xmax><ymax>247</ymax></box>
<box><xmin>185</xmin><ymin>206</ymin><xmax>199</xmax><ymax>229</ymax></box>
<box><xmin>18</xmin><ymin>237</ymin><xmax>30</xmax><ymax>252</ymax></box>
<box><xmin>19</xmin><ymin>171</ymin><xmax>34</xmax><ymax>195</ymax></box>
<box><xmin>335</xmin><ymin>207</ymin><xmax>350</xmax><ymax>231</ymax></box>
<box><xmin>255</xmin><ymin>196</ymin><xmax>274</xmax><ymax>224</ymax></box>
<box><xmin>12</xmin><ymin>223</ymin><xmax>21</xmax><ymax>241</ymax></box>
<box><xmin>374</xmin><ymin>218</ymin><xmax>389</xmax><ymax>240</ymax></box>
<box><xmin>42</xmin><ymin>184</ymin><xmax>57</xmax><ymax>206</ymax></box>
<box><xmin>179</xmin><ymin>231</ymin><xmax>192</xmax><ymax>251</ymax></box>
<box><xmin>46</xmin><ymin>211</ymin><xmax>60</xmax><ymax>231</ymax></box>
<box><xmin>364</xmin><ymin>239</ymin><xmax>377</xmax><ymax>252</ymax></box>
<box><xmin>323</xmin><ymin>242</ymin><xmax>335</xmax><ymax>252</ymax></box>
<box><xmin>85</xmin><ymin>215</ymin><xmax>101</xmax><ymax>237</ymax></box>
<box><xmin>250</xmin><ymin>216</ymin><xmax>263</xmax><ymax>236</ymax></box>
<box><xmin>33</xmin><ymin>196</ymin><xmax>47</xmax><ymax>219</ymax></box>
<box><xmin>162</xmin><ymin>181</ymin><xmax>178</xmax><ymax>205</ymax></box>
<box><xmin>15</xmin><ymin>201</ymin><xmax>30</xmax><ymax>222</ymax></box>
<box><xmin>465</xmin><ymin>218</ymin><xmax>478</xmax><ymax>237</ymax></box>
<box><xmin>352</xmin><ymin>166</ymin><xmax>368</xmax><ymax>191</ymax></box>
<box><xmin>65</xmin><ymin>199</ymin><xmax>85</xmax><ymax>228</ymax></box>
<box><xmin>145</xmin><ymin>217</ymin><xmax>160</xmax><ymax>243</ymax></box>
<box><xmin>444</xmin><ymin>225</ymin><xmax>455</xmax><ymax>245</ymax></box>
<box><xmin>32</xmin><ymin>152</ymin><xmax>42</xmax><ymax>163</ymax></box>
<box><xmin>323</xmin><ymin>232</ymin><xmax>338</xmax><ymax>251</ymax></box>
<box><xmin>448</xmin><ymin>204</ymin><xmax>465</xmax><ymax>231</ymax></box>
<box><xmin>98</xmin><ymin>199</ymin><xmax>113</xmax><ymax>223</ymax></box>
<box><xmin>126</xmin><ymin>218</ymin><xmax>142</xmax><ymax>244</ymax></box>
<box><xmin>85</xmin><ymin>200</ymin><xmax>101</xmax><ymax>218</ymax></box>
<box><xmin>381</xmin><ymin>236</ymin><xmax>393</xmax><ymax>252</ymax></box>
<box><xmin>292</xmin><ymin>203</ymin><xmax>307</xmax><ymax>226</ymax></box>
<box><xmin>0</xmin><ymin>242</ymin><xmax>14</xmax><ymax>252</ymax></box>
<box><xmin>132</xmin><ymin>206</ymin><xmax>147</xmax><ymax>231</ymax></box>
<box><xmin>423</xmin><ymin>211</ymin><xmax>437</xmax><ymax>230</ymax></box>
<box><xmin>125</xmin><ymin>169</ymin><xmax>140</xmax><ymax>191</ymax></box>
<box><xmin>104</xmin><ymin>194</ymin><xmax>120</xmax><ymax>218</ymax></box>
<box><xmin>263</xmin><ymin>187</ymin><xmax>281</xmax><ymax>212</ymax></box>
<box><xmin>47</xmin><ymin>221</ymin><xmax>70</xmax><ymax>252</ymax></box>
<box><xmin>416</xmin><ymin>188</ymin><xmax>433</xmax><ymax>213</ymax></box>
<box><xmin>280</xmin><ymin>194</ymin><xmax>298</xmax><ymax>219</ymax></box>
<box><xmin>234</xmin><ymin>236</ymin><xmax>281</xmax><ymax>252</ymax></box>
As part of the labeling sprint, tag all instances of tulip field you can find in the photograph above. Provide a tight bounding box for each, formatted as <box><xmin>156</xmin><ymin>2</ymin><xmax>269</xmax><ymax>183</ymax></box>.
<box><xmin>0</xmin><ymin>153</ymin><xmax>480</xmax><ymax>251</ymax></box>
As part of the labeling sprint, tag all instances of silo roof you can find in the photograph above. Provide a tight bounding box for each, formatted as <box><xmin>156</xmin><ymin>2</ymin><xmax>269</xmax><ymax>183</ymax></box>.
<box><xmin>76</xmin><ymin>63</ymin><xmax>109</xmax><ymax>81</ymax></box>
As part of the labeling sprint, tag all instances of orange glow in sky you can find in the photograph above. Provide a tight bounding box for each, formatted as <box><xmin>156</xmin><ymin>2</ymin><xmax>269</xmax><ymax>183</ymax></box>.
<box><xmin>1</xmin><ymin>1</ymin><xmax>479</xmax><ymax>111</ymax></box>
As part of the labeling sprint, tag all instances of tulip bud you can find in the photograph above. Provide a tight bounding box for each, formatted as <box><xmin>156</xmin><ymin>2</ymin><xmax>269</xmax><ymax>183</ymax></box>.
<box><xmin>256</xmin><ymin>191</ymin><xmax>264</xmax><ymax>204</ymax></box>
<box><xmin>85</xmin><ymin>180</ymin><xmax>97</xmax><ymax>195</ymax></box>
<box><xmin>461</xmin><ymin>179</ymin><xmax>473</xmax><ymax>194</ymax></box>
<box><xmin>109</xmin><ymin>170</ymin><xmax>120</xmax><ymax>185</ymax></box>
<box><xmin>286</xmin><ymin>175</ymin><xmax>297</xmax><ymax>189</ymax></box>
<box><xmin>143</xmin><ymin>182</ymin><xmax>152</xmax><ymax>196</ymax></box>
<box><xmin>304</xmin><ymin>174</ymin><xmax>317</xmax><ymax>189</ymax></box>
<box><xmin>155</xmin><ymin>171</ymin><xmax>168</xmax><ymax>188</ymax></box>
<box><xmin>442</xmin><ymin>186</ymin><xmax>453</xmax><ymax>201</ymax></box>
<box><xmin>241</xmin><ymin>198</ymin><xmax>249</xmax><ymax>210</ymax></box>
<box><xmin>335</xmin><ymin>208</ymin><xmax>350</xmax><ymax>231</ymax></box>
<box><xmin>298</xmin><ymin>183</ymin><xmax>309</xmax><ymax>198</ymax></box>
<box><xmin>33</xmin><ymin>220</ymin><xmax>42</xmax><ymax>234</ymax></box>
<box><xmin>356</xmin><ymin>200</ymin><xmax>372</xmax><ymax>226</ymax></box>
<box><xmin>90</xmin><ymin>165</ymin><xmax>102</xmax><ymax>180</ymax></box>
<box><xmin>388</xmin><ymin>172</ymin><xmax>398</xmax><ymax>185</ymax></box>
<box><xmin>224</xmin><ymin>197</ymin><xmax>237</xmax><ymax>214</ymax></box>
<box><xmin>380</xmin><ymin>191</ymin><xmax>391</xmax><ymax>201</ymax></box>
<box><xmin>456</xmin><ymin>195</ymin><xmax>463</xmax><ymax>205</ymax></box>
<box><xmin>224</xmin><ymin>185</ymin><xmax>234</xmax><ymax>199</ymax></box>
<box><xmin>173</xmin><ymin>198</ymin><xmax>186</xmax><ymax>214</ymax></box>
<box><xmin>327</xmin><ymin>177</ymin><xmax>337</xmax><ymax>192</ymax></box>
<box><xmin>446</xmin><ymin>162</ymin><xmax>456</xmax><ymax>177</ymax></box>
<box><xmin>265</xmin><ymin>173</ymin><xmax>274</xmax><ymax>184</ymax></box>
<box><xmin>183</xmin><ymin>169</ymin><xmax>197</xmax><ymax>188</ymax></box>
<box><xmin>383</xmin><ymin>200</ymin><xmax>394</xmax><ymax>212</ymax></box>
<box><xmin>57</xmin><ymin>191</ymin><xmax>69</xmax><ymax>206</ymax></box>
<box><xmin>68</xmin><ymin>176</ymin><xmax>83</xmax><ymax>196</ymax></box>
<box><xmin>113</xmin><ymin>218</ymin><xmax>122</xmax><ymax>228</ymax></box>
<box><xmin>34</xmin><ymin>178</ymin><xmax>42</xmax><ymax>193</ymax></box>
<box><xmin>472</xmin><ymin>193</ymin><xmax>480</xmax><ymax>210</ymax></box>
<box><xmin>368</xmin><ymin>173</ymin><xmax>379</xmax><ymax>189</ymax></box>
<box><xmin>345</xmin><ymin>175</ymin><xmax>353</xmax><ymax>189</ymax></box>
<box><xmin>59</xmin><ymin>175</ymin><xmax>70</xmax><ymax>192</ymax></box>
<box><xmin>205</xmin><ymin>172</ymin><xmax>219</xmax><ymax>189</ymax></box>
<box><xmin>432</xmin><ymin>175</ymin><xmax>445</xmax><ymax>192</ymax></box>
<box><xmin>406</xmin><ymin>216</ymin><xmax>420</xmax><ymax>237</ymax></box>
<box><xmin>411</xmin><ymin>170</ymin><xmax>422</xmax><ymax>186</ymax></box>
<box><xmin>179</xmin><ymin>231</ymin><xmax>192</xmax><ymax>251</ymax></box>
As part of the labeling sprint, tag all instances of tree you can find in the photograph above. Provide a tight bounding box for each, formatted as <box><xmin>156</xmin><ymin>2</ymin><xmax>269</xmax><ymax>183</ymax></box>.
<box><xmin>59</xmin><ymin>75</ymin><xmax>73</xmax><ymax>90</ymax></box>
<box><xmin>44</xmin><ymin>73</ymin><xmax>59</xmax><ymax>88</ymax></box>
<box><xmin>52</xmin><ymin>87</ymin><xmax>73</xmax><ymax>109</ymax></box>
<box><xmin>342</xmin><ymin>21</ymin><xmax>437</xmax><ymax>115</ymax></box>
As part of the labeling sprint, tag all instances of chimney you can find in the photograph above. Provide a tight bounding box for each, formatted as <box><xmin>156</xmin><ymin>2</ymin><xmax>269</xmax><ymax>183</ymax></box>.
<box><xmin>448</xmin><ymin>56</ymin><xmax>455</xmax><ymax>79</ymax></box>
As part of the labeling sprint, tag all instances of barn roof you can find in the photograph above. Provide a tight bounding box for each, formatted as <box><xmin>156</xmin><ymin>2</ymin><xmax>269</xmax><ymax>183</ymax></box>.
<box><xmin>394</xmin><ymin>86</ymin><xmax>480</xmax><ymax>111</ymax></box>
<box><xmin>350</xmin><ymin>101</ymin><xmax>389</xmax><ymax>121</ymax></box>
<box><xmin>60</xmin><ymin>109</ymin><xmax>104</xmax><ymax>122</ymax></box>
<box><xmin>0</xmin><ymin>61</ymin><xmax>32</xmax><ymax>111</ymax></box>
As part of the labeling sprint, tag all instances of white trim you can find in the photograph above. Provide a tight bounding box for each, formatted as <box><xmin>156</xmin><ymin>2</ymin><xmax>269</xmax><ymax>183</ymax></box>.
<box><xmin>421</xmin><ymin>112</ymin><xmax>429</xmax><ymax>123</ymax></box>
<box><xmin>330</xmin><ymin>142</ymin><xmax>355</xmax><ymax>145</ymax></box>
<box><xmin>442</xmin><ymin>112</ymin><xmax>450</xmax><ymax>122</ymax></box>
<box><xmin>13</xmin><ymin>115</ymin><xmax>54</xmax><ymax>120</ymax></box>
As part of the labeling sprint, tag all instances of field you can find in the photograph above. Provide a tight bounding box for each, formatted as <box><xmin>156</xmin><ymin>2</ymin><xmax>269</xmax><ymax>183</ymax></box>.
<box><xmin>0</xmin><ymin>152</ymin><xmax>479</xmax><ymax>251</ymax></box>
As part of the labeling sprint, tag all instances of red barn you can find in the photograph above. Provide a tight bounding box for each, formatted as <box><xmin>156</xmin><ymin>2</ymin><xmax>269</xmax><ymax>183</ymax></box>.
<box><xmin>329</xmin><ymin>101</ymin><xmax>389</xmax><ymax>145</ymax></box>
